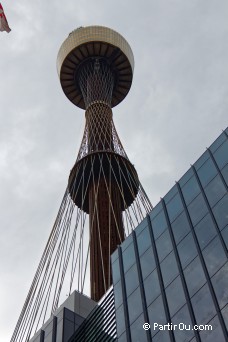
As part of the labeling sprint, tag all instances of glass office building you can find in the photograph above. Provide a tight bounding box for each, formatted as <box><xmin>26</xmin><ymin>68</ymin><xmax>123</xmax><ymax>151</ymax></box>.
<box><xmin>28</xmin><ymin>128</ymin><xmax>228</xmax><ymax>342</ymax></box>
<box><xmin>111</xmin><ymin>128</ymin><xmax>228</xmax><ymax>342</ymax></box>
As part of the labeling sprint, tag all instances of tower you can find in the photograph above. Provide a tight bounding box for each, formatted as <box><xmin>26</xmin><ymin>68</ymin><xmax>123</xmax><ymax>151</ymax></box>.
<box><xmin>11</xmin><ymin>26</ymin><xmax>152</xmax><ymax>342</ymax></box>
<box><xmin>57</xmin><ymin>26</ymin><xmax>139</xmax><ymax>301</ymax></box>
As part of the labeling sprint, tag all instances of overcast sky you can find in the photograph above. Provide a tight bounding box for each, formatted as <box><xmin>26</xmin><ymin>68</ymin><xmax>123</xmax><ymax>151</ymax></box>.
<box><xmin>1</xmin><ymin>0</ymin><xmax>228</xmax><ymax>340</ymax></box>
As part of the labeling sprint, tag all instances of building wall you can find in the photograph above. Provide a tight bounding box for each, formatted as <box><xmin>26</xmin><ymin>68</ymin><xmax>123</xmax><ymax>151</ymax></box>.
<box><xmin>111</xmin><ymin>128</ymin><xmax>228</xmax><ymax>342</ymax></box>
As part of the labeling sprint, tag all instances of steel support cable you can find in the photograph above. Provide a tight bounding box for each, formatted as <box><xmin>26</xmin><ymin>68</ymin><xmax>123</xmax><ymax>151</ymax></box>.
<box><xmin>97</xmin><ymin>153</ymin><xmax>125</xmax><ymax>243</ymax></box>
<box><xmin>69</xmin><ymin>207</ymin><xmax>83</xmax><ymax>295</ymax></box>
<box><xmin>91</xmin><ymin>153</ymin><xmax>108</xmax><ymax>295</ymax></box>
<box><xmin>68</xmin><ymin>155</ymin><xmax>97</xmax><ymax>295</ymax></box>
<box><xmin>101</xmin><ymin>153</ymin><xmax>135</xmax><ymax>230</ymax></box>
<box><xmin>12</xmin><ymin>190</ymin><xmax>70</xmax><ymax>342</ymax></box>
<box><xmin>26</xmin><ymin>198</ymin><xmax>74</xmax><ymax>340</ymax></box>
<box><xmin>51</xmin><ymin>206</ymin><xmax>73</xmax><ymax>313</ymax></box>
<box><xmin>28</xmin><ymin>196</ymin><xmax>74</xmax><ymax>332</ymax></box>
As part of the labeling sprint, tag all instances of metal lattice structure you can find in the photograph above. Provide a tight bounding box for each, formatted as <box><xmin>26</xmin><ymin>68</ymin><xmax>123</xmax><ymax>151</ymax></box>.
<box><xmin>11</xmin><ymin>26</ymin><xmax>152</xmax><ymax>342</ymax></box>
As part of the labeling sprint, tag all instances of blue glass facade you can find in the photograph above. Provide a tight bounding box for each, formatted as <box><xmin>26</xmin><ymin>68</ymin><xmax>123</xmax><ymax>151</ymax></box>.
<box><xmin>111</xmin><ymin>128</ymin><xmax>228</xmax><ymax>342</ymax></box>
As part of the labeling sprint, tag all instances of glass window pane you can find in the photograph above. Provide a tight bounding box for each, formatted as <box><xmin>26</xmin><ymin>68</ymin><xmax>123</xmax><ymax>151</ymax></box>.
<box><xmin>210</xmin><ymin>132</ymin><xmax>227</xmax><ymax>153</ymax></box>
<box><xmin>137</xmin><ymin>226</ymin><xmax>151</xmax><ymax>256</ymax></box>
<box><xmin>200</xmin><ymin>315</ymin><xmax>226</xmax><ymax>342</ymax></box>
<box><xmin>140</xmin><ymin>247</ymin><xmax>156</xmax><ymax>280</ymax></box>
<box><xmin>221</xmin><ymin>164</ymin><xmax>228</xmax><ymax>186</ymax></box>
<box><xmin>194</xmin><ymin>214</ymin><xmax>217</xmax><ymax>250</ymax></box>
<box><xmin>152</xmin><ymin>210</ymin><xmax>167</xmax><ymax>239</ymax></box>
<box><xmin>222</xmin><ymin>304</ymin><xmax>228</xmax><ymax>330</ymax></box>
<box><xmin>156</xmin><ymin>229</ymin><xmax>173</xmax><ymax>262</ymax></box>
<box><xmin>179</xmin><ymin>168</ymin><xmax>194</xmax><ymax>186</ymax></box>
<box><xmin>149</xmin><ymin>201</ymin><xmax>163</xmax><ymax>220</ymax></box>
<box><xmin>122</xmin><ymin>243</ymin><xmax>135</xmax><ymax>272</ymax></box>
<box><xmin>114</xmin><ymin>280</ymin><xmax>123</xmax><ymax>309</ymax></box>
<box><xmin>166</xmin><ymin>276</ymin><xmax>186</xmax><ymax>317</ymax></box>
<box><xmin>166</xmin><ymin>193</ymin><xmax>184</xmax><ymax>223</ymax></box>
<box><xmin>152</xmin><ymin>330</ymin><xmax>170</xmax><ymax>342</ymax></box>
<box><xmin>112</xmin><ymin>258</ymin><xmax>121</xmax><ymax>284</ymax></box>
<box><xmin>121</xmin><ymin>233</ymin><xmax>133</xmax><ymax>251</ymax></box>
<box><xmin>203</xmin><ymin>237</ymin><xmax>227</xmax><ymax>277</ymax></box>
<box><xmin>197</xmin><ymin>158</ymin><xmax>217</xmax><ymax>187</ymax></box>
<box><xmin>144</xmin><ymin>268</ymin><xmax>160</xmax><ymax>306</ymax></box>
<box><xmin>184</xmin><ymin>256</ymin><xmax>206</xmax><ymax>297</ymax></box>
<box><xmin>221</xmin><ymin>225</ymin><xmax>228</xmax><ymax>249</ymax></box>
<box><xmin>125</xmin><ymin>264</ymin><xmax>139</xmax><ymax>297</ymax></box>
<box><xmin>161</xmin><ymin>251</ymin><xmax>179</xmax><ymax>288</ymax></box>
<box><xmin>130</xmin><ymin>314</ymin><xmax>148</xmax><ymax>342</ymax></box>
<box><xmin>213</xmin><ymin>194</ymin><xmax>228</xmax><ymax>230</ymax></box>
<box><xmin>191</xmin><ymin>283</ymin><xmax>216</xmax><ymax>325</ymax></box>
<box><xmin>116</xmin><ymin>304</ymin><xmax>126</xmax><ymax>337</ymax></box>
<box><xmin>164</xmin><ymin>184</ymin><xmax>178</xmax><ymax>204</ymax></box>
<box><xmin>118</xmin><ymin>332</ymin><xmax>127</xmax><ymax>342</ymax></box>
<box><xmin>182</xmin><ymin>176</ymin><xmax>200</xmax><ymax>205</ymax></box>
<box><xmin>194</xmin><ymin>150</ymin><xmax>210</xmax><ymax>170</ymax></box>
<box><xmin>188</xmin><ymin>193</ymin><xmax>208</xmax><ymax>226</ymax></box>
<box><xmin>172</xmin><ymin>304</ymin><xmax>195</xmax><ymax>342</ymax></box>
<box><xmin>148</xmin><ymin>295</ymin><xmax>166</xmax><ymax>337</ymax></box>
<box><xmin>211</xmin><ymin>262</ymin><xmax>228</xmax><ymax>309</ymax></box>
<box><xmin>128</xmin><ymin>287</ymin><xmax>143</xmax><ymax>324</ymax></box>
<box><xmin>213</xmin><ymin>139</ymin><xmax>228</xmax><ymax>169</ymax></box>
<box><xmin>171</xmin><ymin>211</ymin><xmax>190</xmax><ymax>244</ymax></box>
<box><xmin>177</xmin><ymin>232</ymin><xmax>197</xmax><ymax>269</ymax></box>
<box><xmin>204</xmin><ymin>175</ymin><xmax>227</xmax><ymax>207</ymax></box>
<box><xmin>135</xmin><ymin>218</ymin><xmax>148</xmax><ymax>237</ymax></box>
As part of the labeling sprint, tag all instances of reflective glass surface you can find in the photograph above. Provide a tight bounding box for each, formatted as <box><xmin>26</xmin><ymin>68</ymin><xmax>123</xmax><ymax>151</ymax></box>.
<box><xmin>221</xmin><ymin>164</ymin><xmax>228</xmax><ymax>186</ymax></box>
<box><xmin>179</xmin><ymin>168</ymin><xmax>194</xmax><ymax>186</ymax></box>
<box><xmin>204</xmin><ymin>175</ymin><xmax>227</xmax><ymax>207</ymax></box>
<box><xmin>144</xmin><ymin>268</ymin><xmax>160</xmax><ymax>306</ymax></box>
<box><xmin>166</xmin><ymin>193</ymin><xmax>184</xmax><ymax>222</ymax></box>
<box><xmin>197</xmin><ymin>158</ymin><xmax>217</xmax><ymax>187</ymax></box>
<box><xmin>221</xmin><ymin>225</ymin><xmax>228</xmax><ymax>249</ymax></box>
<box><xmin>191</xmin><ymin>284</ymin><xmax>216</xmax><ymax>325</ymax></box>
<box><xmin>210</xmin><ymin>133</ymin><xmax>227</xmax><ymax>153</ymax></box>
<box><xmin>222</xmin><ymin>304</ymin><xmax>228</xmax><ymax>330</ymax></box>
<box><xmin>177</xmin><ymin>232</ymin><xmax>197</xmax><ymax>269</ymax></box>
<box><xmin>199</xmin><ymin>315</ymin><xmax>226</xmax><ymax>342</ymax></box>
<box><xmin>130</xmin><ymin>314</ymin><xmax>148</xmax><ymax>342</ymax></box>
<box><xmin>188</xmin><ymin>193</ymin><xmax>208</xmax><ymax>226</ymax></box>
<box><xmin>116</xmin><ymin>304</ymin><xmax>126</xmax><ymax>336</ymax></box>
<box><xmin>184</xmin><ymin>256</ymin><xmax>206</xmax><ymax>297</ymax></box>
<box><xmin>156</xmin><ymin>229</ymin><xmax>173</xmax><ymax>262</ymax></box>
<box><xmin>182</xmin><ymin>176</ymin><xmax>200</xmax><ymax>205</ymax></box>
<box><xmin>152</xmin><ymin>330</ymin><xmax>170</xmax><ymax>342</ymax></box>
<box><xmin>194</xmin><ymin>150</ymin><xmax>210</xmax><ymax>170</ymax></box>
<box><xmin>137</xmin><ymin>226</ymin><xmax>151</xmax><ymax>256</ymax></box>
<box><xmin>213</xmin><ymin>140</ymin><xmax>228</xmax><ymax>169</ymax></box>
<box><xmin>164</xmin><ymin>185</ymin><xmax>178</xmax><ymax>204</ymax></box>
<box><xmin>140</xmin><ymin>247</ymin><xmax>156</xmax><ymax>279</ymax></box>
<box><xmin>160</xmin><ymin>251</ymin><xmax>179</xmax><ymax>288</ymax></box>
<box><xmin>203</xmin><ymin>236</ymin><xmax>227</xmax><ymax>277</ymax></box>
<box><xmin>213</xmin><ymin>193</ymin><xmax>228</xmax><ymax>230</ymax></box>
<box><xmin>114</xmin><ymin>280</ymin><xmax>123</xmax><ymax>309</ymax></box>
<box><xmin>211</xmin><ymin>262</ymin><xmax>228</xmax><ymax>309</ymax></box>
<box><xmin>147</xmin><ymin>295</ymin><xmax>166</xmax><ymax>336</ymax></box>
<box><xmin>194</xmin><ymin>214</ymin><xmax>217</xmax><ymax>250</ymax></box>
<box><xmin>152</xmin><ymin>210</ymin><xmax>167</xmax><ymax>239</ymax></box>
<box><xmin>166</xmin><ymin>276</ymin><xmax>186</xmax><ymax>317</ymax></box>
<box><xmin>112</xmin><ymin>258</ymin><xmax>121</xmax><ymax>284</ymax></box>
<box><xmin>125</xmin><ymin>264</ymin><xmax>139</xmax><ymax>297</ymax></box>
<box><xmin>128</xmin><ymin>287</ymin><xmax>143</xmax><ymax>324</ymax></box>
<box><xmin>171</xmin><ymin>211</ymin><xmax>190</xmax><ymax>244</ymax></box>
<box><xmin>122</xmin><ymin>243</ymin><xmax>135</xmax><ymax>272</ymax></box>
<box><xmin>172</xmin><ymin>304</ymin><xmax>195</xmax><ymax>342</ymax></box>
